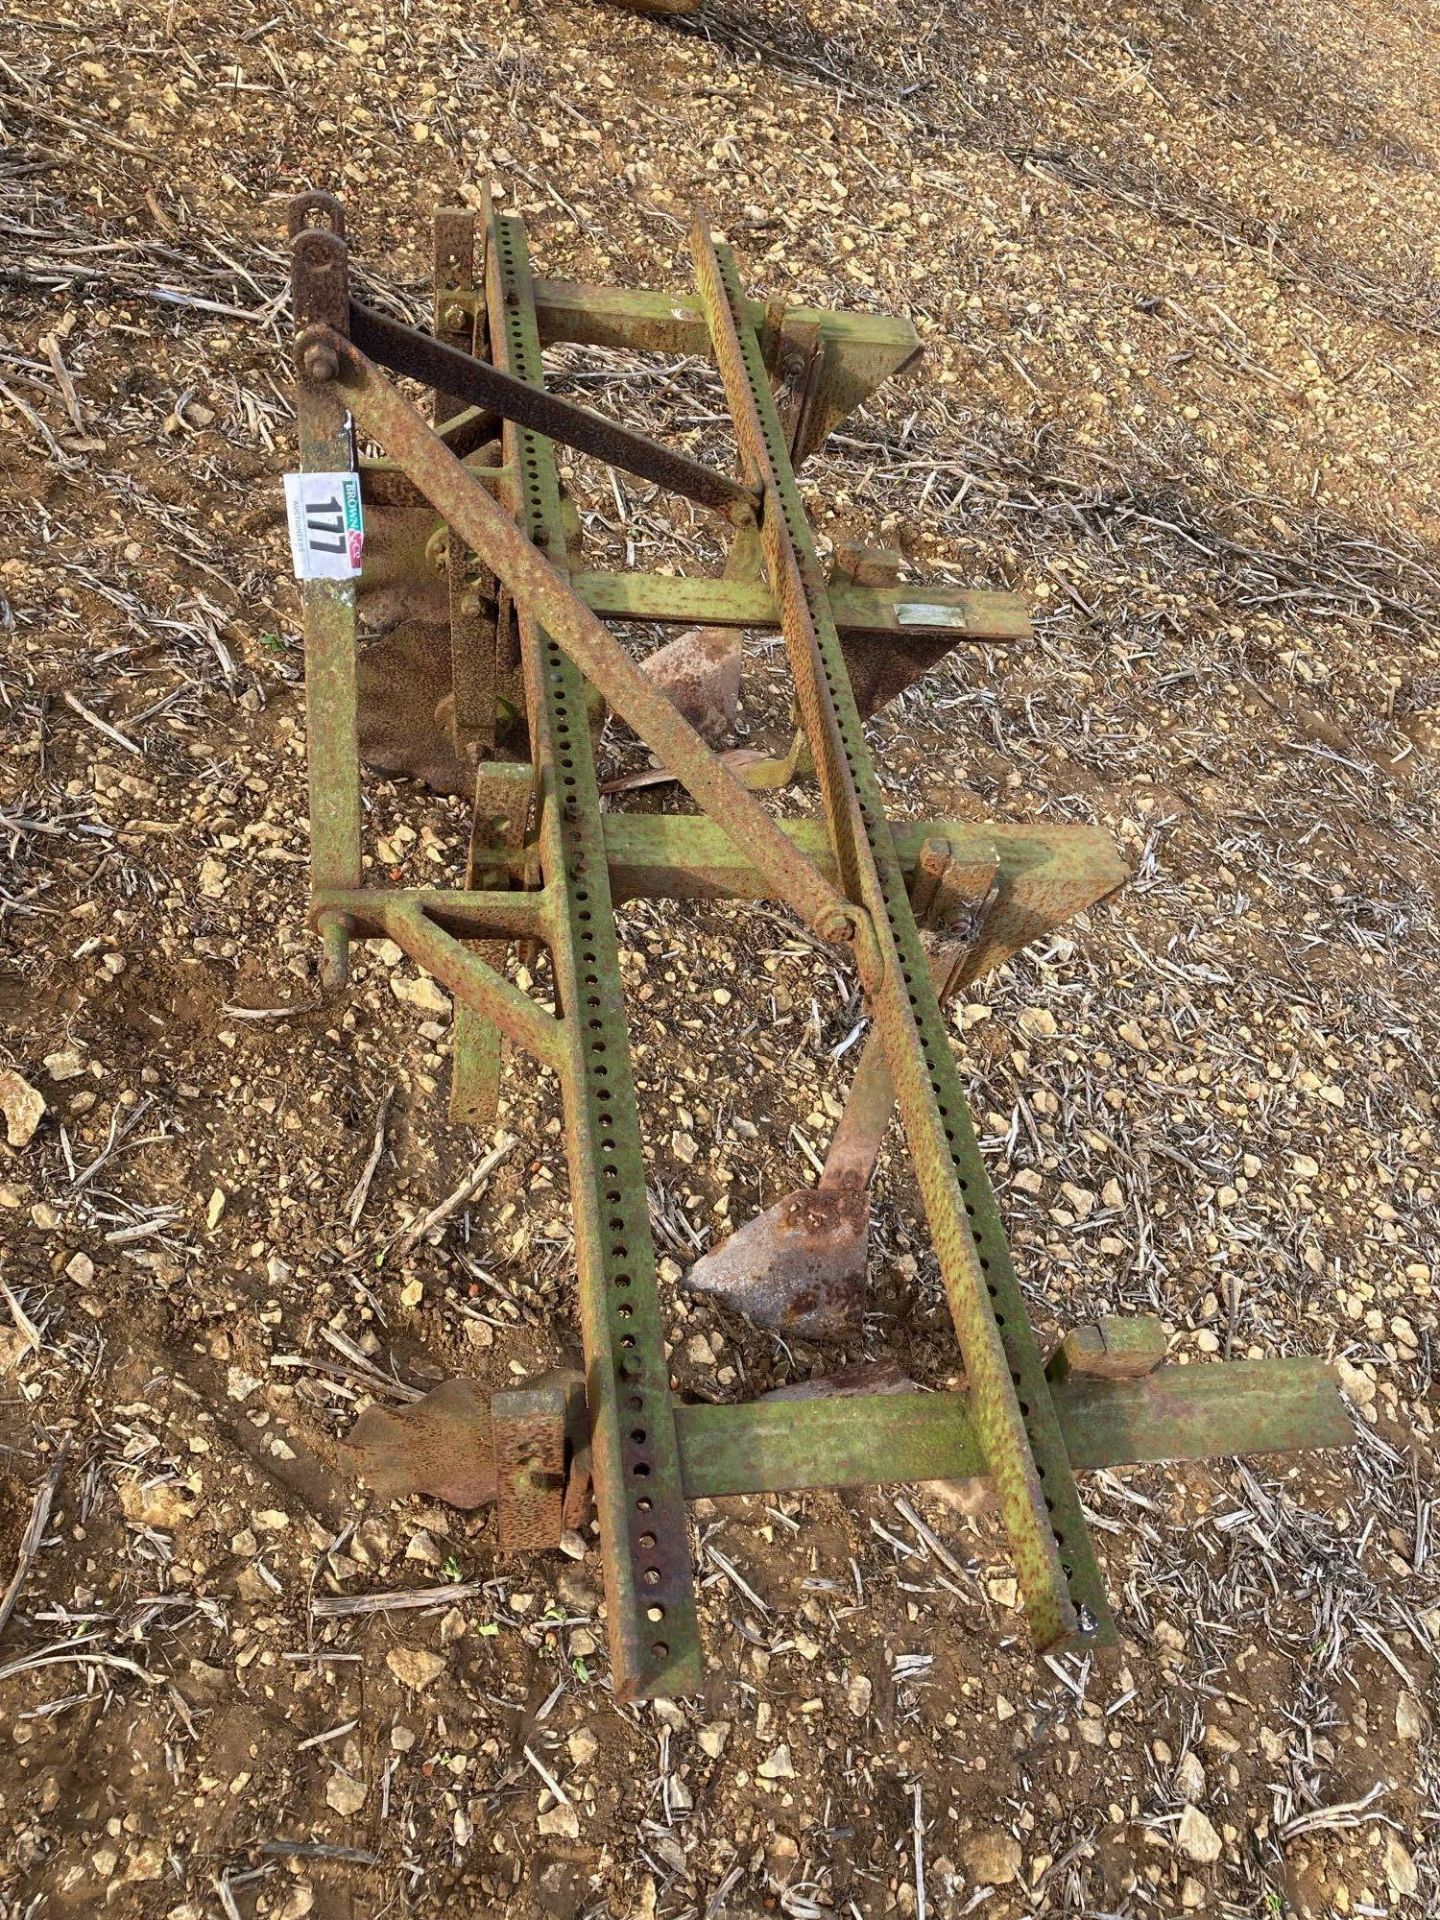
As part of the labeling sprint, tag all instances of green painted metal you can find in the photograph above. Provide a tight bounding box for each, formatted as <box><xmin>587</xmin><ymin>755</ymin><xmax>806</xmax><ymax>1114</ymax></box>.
<box><xmin>325</xmin><ymin>339</ymin><xmax>854</xmax><ymax>950</ymax></box>
<box><xmin>291</xmin><ymin>215</ymin><xmax>361</xmax><ymax>992</ymax></box>
<box><xmin>317</xmin><ymin>814</ymin><xmax>1121</xmax><ymax>1006</ymax></box>
<box><xmin>531</xmin><ymin>274</ymin><xmax>919</xmax><ymax>451</ymax></box>
<box><xmin>486</xmin><ymin>207</ymin><xmax>702</xmax><ymax>1701</ymax></box>
<box><xmin>598</xmin><ymin>815</ymin><xmax>1127</xmax><ymax>978</ymax></box>
<box><xmin>1047</xmin><ymin>1316</ymin><xmax>1172</xmax><ymax>1382</ymax></box>
<box><xmin>1057</xmin><ymin>1357</ymin><xmax>1354</xmax><ymax>1468</ymax></box>
<box><xmin>569</xmin><ymin>569</ymin><xmax>1030</xmax><ymax>645</ymax></box>
<box><xmin>672</xmin><ymin>1358</ymin><xmax>1353</xmax><ymax>1500</ymax></box>
<box><xmin>692</xmin><ymin>218</ymin><xmax>1114</xmax><ymax>1650</ymax></box>
<box><xmin>436</xmin><ymin>210</ymin><xmax>510</xmax><ymax>1129</ymax></box>
<box><xmin>429</xmin><ymin>208</ymin><xmax>496</xmax><ymax>755</ymax></box>
<box><xmin>359</xmin><ymin>454</ymin><xmax>509</xmax><ymax>510</ymax></box>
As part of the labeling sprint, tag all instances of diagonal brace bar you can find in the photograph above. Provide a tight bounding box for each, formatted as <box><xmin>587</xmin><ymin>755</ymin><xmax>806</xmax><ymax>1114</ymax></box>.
<box><xmin>313</xmin><ymin>330</ymin><xmax>853</xmax><ymax>946</ymax></box>
<box><xmin>484</xmin><ymin>199</ymin><xmax>700</xmax><ymax>1698</ymax></box>
<box><xmin>382</xmin><ymin>901</ymin><xmax>566</xmax><ymax>1072</ymax></box>
<box><xmin>349</xmin><ymin>301</ymin><xmax>760</xmax><ymax>521</ymax></box>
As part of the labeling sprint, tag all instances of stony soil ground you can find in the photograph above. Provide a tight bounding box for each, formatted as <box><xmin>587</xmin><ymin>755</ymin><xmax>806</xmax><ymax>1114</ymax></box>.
<box><xmin>1</xmin><ymin>1</ymin><xmax>1438</xmax><ymax>1916</ymax></box>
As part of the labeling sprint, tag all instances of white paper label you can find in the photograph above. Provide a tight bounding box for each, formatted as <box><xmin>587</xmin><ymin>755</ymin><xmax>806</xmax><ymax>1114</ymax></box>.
<box><xmin>284</xmin><ymin>471</ymin><xmax>364</xmax><ymax>580</ymax></box>
<box><xmin>896</xmin><ymin>601</ymin><xmax>963</xmax><ymax>628</ymax></box>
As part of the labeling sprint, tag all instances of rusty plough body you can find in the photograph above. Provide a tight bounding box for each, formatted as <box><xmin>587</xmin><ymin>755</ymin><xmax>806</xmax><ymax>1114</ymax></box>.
<box><xmin>287</xmin><ymin>192</ymin><xmax>1352</xmax><ymax>1699</ymax></box>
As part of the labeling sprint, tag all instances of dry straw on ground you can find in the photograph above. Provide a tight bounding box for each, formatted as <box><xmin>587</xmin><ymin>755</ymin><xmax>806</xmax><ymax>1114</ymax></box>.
<box><xmin>0</xmin><ymin>1</ymin><xmax>1437</xmax><ymax>1916</ymax></box>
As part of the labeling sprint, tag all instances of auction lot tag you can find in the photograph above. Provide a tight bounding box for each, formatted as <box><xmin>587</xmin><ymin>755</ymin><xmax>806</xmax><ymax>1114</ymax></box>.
<box><xmin>284</xmin><ymin>471</ymin><xmax>364</xmax><ymax>580</ymax></box>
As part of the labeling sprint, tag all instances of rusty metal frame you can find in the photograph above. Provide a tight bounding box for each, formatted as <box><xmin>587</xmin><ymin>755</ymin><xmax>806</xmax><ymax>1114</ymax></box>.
<box><xmin>349</xmin><ymin>300</ymin><xmax>761</xmax><ymax>519</ymax></box>
<box><xmin>482</xmin><ymin>201</ymin><xmax>703</xmax><ymax>1693</ymax></box>
<box><xmin>287</xmin><ymin>194</ymin><xmax>1352</xmax><ymax>1699</ymax></box>
<box><xmin>689</xmin><ymin>217</ymin><xmax>1109</xmax><ymax>1650</ymax></box>
<box><xmin>312</xmin><ymin>325</ymin><xmax>855</xmax><ymax>945</ymax></box>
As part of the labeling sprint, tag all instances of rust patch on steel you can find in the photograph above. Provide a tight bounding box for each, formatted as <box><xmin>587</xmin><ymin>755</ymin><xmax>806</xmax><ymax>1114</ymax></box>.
<box><xmin>342</xmin><ymin>1380</ymin><xmax>495</xmax><ymax>1508</ymax></box>
<box><xmin>493</xmin><ymin>1385</ymin><xmax>567</xmax><ymax>1551</ymax></box>
<box><xmin>640</xmin><ymin>627</ymin><xmax>741</xmax><ymax>744</ymax></box>
<box><xmin>685</xmin><ymin>1174</ymin><xmax>869</xmax><ymax>1341</ymax></box>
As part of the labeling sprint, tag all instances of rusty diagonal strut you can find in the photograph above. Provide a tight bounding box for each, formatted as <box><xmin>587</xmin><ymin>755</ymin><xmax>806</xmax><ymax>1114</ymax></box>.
<box><xmin>346</xmin><ymin>300</ymin><xmax>762</xmax><ymax>521</ymax></box>
<box><xmin>287</xmin><ymin>191</ymin><xmax>1353</xmax><ymax>1700</ymax></box>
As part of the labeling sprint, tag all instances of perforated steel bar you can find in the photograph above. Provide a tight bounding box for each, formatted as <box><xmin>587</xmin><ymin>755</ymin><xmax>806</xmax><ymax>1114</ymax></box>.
<box><xmin>485</xmin><ymin>206</ymin><xmax>701</xmax><ymax>1699</ymax></box>
<box><xmin>692</xmin><ymin>218</ymin><xmax>1114</xmax><ymax>1650</ymax></box>
<box><xmin>320</xmin><ymin>333</ymin><xmax>850</xmax><ymax>946</ymax></box>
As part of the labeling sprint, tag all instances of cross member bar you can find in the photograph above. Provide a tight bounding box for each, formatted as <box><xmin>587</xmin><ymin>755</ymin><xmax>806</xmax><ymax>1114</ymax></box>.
<box><xmin>675</xmin><ymin>1359</ymin><xmax>1353</xmax><ymax>1500</ymax></box>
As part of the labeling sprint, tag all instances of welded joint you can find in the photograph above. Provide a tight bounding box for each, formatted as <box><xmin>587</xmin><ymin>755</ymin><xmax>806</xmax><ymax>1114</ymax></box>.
<box><xmin>384</xmin><ymin>900</ymin><xmax>566</xmax><ymax>1072</ymax></box>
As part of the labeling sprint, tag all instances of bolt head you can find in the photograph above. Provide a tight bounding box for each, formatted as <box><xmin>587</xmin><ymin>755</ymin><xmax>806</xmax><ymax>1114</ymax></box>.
<box><xmin>816</xmin><ymin>904</ymin><xmax>859</xmax><ymax>944</ymax></box>
<box><xmin>441</xmin><ymin>302</ymin><xmax>470</xmax><ymax>333</ymax></box>
<box><xmin>301</xmin><ymin>340</ymin><xmax>339</xmax><ymax>383</ymax></box>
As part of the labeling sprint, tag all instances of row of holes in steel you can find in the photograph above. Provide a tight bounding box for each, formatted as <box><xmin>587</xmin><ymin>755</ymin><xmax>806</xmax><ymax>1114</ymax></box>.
<box><xmin>498</xmin><ymin>228</ymin><xmax>674</xmax><ymax>1668</ymax></box>
<box><xmin>546</xmin><ymin>641</ymin><xmax>671</xmax><ymax>1662</ymax></box>
<box><xmin>724</xmin><ymin>273</ymin><xmax>1085</xmax><ymax>1613</ymax></box>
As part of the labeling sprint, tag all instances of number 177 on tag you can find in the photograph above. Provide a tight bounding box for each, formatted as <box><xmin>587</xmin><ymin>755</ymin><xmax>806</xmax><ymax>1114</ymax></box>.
<box><xmin>284</xmin><ymin>471</ymin><xmax>364</xmax><ymax>581</ymax></box>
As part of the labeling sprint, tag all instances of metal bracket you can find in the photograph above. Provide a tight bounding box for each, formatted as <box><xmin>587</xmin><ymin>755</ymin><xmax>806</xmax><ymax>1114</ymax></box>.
<box><xmin>451</xmin><ymin>761</ymin><xmax>536</xmax><ymax>1127</ymax></box>
<box><xmin>493</xmin><ymin>1385</ymin><xmax>568</xmax><ymax>1552</ymax></box>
